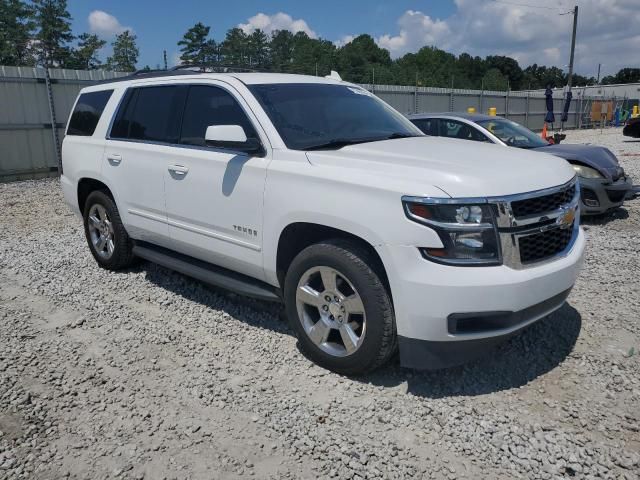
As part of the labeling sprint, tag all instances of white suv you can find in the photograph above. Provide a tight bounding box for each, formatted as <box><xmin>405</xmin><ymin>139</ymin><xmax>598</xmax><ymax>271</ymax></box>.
<box><xmin>61</xmin><ymin>71</ymin><xmax>585</xmax><ymax>375</ymax></box>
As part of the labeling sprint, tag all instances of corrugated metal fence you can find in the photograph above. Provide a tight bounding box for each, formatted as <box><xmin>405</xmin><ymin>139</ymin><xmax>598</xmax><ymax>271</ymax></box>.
<box><xmin>1</xmin><ymin>66</ymin><xmax>601</xmax><ymax>182</ymax></box>
<box><xmin>363</xmin><ymin>83</ymin><xmax>589</xmax><ymax>131</ymax></box>
<box><xmin>0</xmin><ymin>66</ymin><xmax>125</xmax><ymax>181</ymax></box>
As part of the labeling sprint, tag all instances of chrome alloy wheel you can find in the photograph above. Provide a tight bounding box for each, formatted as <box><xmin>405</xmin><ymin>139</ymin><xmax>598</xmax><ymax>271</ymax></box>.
<box><xmin>295</xmin><ymin>266</ymin><xmax>366</xmax><ymax>357</ymax></box>
<box><xmin>87</xmin><ymin>204</ymin><xmax>115</xmax><ymax>259</ymax></box>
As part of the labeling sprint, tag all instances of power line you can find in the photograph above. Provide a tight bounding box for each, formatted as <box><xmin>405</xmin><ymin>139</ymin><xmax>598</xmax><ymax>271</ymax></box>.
<box><xmin>491</xmin><ymin>0</ymin><xmax>572</xmax><ymax>12</ymax></box>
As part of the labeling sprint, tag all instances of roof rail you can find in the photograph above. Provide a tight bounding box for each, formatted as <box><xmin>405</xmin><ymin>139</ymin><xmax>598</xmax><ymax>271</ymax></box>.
<box><xmin>92</xmin><ymin>64</ymin><xmax>279</xmax><ymax>85</ymax></box>
<box><xmin>170</xmin><ymin>64</ymin><xmax>265</xmax><ymax>73</ymax></box>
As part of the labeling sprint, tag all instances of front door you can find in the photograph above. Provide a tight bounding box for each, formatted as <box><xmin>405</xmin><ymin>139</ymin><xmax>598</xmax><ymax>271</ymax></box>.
<box><xmin>163</xmin><ymin>84</ymin><xmax>269</xmax><ymax>280</ymax></box>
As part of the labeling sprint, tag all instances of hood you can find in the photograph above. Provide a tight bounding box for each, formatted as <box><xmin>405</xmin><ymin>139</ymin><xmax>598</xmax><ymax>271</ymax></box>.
<box><xmin>305</xmin><ymin>137</ymin><xmax>575</xmax><ymax>198</ymax></box>
<box><xmin>532</xmin><ymin>144</ymin><xmax>622</xmax><ymax>180</ymax></box>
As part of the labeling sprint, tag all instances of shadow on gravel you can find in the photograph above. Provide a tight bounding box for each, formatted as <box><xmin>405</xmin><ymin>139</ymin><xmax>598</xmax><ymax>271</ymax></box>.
<box><xmin>364</xmin><ymin>303</ymin><xmax>582</xmax><ymax>398</ymax></box>
<box><xmin>581</xmin><ymin>208</ymin><xmax>629</xmax><ymax>226</ymax></box>
<box><xmin>133</xmin><ymin>261</ymin><xmax>582</xmax><ymax>397</ymax></box>
<box><xmin>137</xmin><ymin>262</ymin><xmax>290</xmax><ymax>335</ymax></box>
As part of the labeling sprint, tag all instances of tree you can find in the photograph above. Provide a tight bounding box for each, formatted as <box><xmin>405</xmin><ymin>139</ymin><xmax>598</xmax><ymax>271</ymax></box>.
<box><xmin>247</xmin><ymin>29</ymin><xmax>269</xmax><ymax>67</ymax></box>
<box><xmin>485</xmin><ymin>55</ymin><xmax>523</xmax><ymax>89</ymax></box>
<box><xmin>602</xmin><ymin>68</ymin><xmax>640</xmax><ymax>85</ymax></box>
<box><xmin>178</xmin><ymin>22</ymin><xmax>216</xmax><ymax>66</ymax></box>
<box><xmin>336</xmin><ymin>34</ymin><xmax>389</xmax><ymax>83</ymax></box>
<box><xmin>33</xmin><ymin>0</ymin><xmax>74</xmax><ymax>66</ymax></box>
<box><xmin>221</xmin><ymin>28</ymin><xmax>247</xmax><ymax>65</ymax></box>
<box><xmin>0</xmin><ymin>0</ymin><xmax>35</xmax><ymax>66</ymax></box>
<box><xmin>107</xmin><ymin>31</ymin><xmax>138</xmax><ymax>72</ymax></box>
<box><xmin>482</xmin><ymin>68</ymin><xmax>508</xmax><ymax>91</ymax></box>
<box><xmin>269</xmin><ymin>30</ymin><xmax>294</xmax><ymax>71</ymax></box>
<box><xmin>67</xmin><ymin>33</ymin><xmax>105</xmax><ymax>70</ymax></box>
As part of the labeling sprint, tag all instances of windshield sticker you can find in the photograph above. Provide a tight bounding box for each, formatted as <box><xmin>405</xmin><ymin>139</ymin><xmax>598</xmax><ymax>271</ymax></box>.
<box><xmin>348</xmin><ymin>87</ymin><xmax>372</xmax><ymax>96</ymax></box>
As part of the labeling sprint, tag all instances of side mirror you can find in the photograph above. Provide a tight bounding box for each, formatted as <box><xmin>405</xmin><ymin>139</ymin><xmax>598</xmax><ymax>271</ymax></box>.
<box><xmin>205</xmin><ymin>125</ymin><xmax>263</xmax><ymax>156</ymax></box>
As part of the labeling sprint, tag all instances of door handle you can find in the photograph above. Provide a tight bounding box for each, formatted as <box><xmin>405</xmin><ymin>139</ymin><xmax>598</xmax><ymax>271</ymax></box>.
<box><xmin>107</xmin><ymin>154</ymin><xmax>122</xmax><ymax>165</ymax></box>
<box><xmin>168</xmin><ymin>165</ymin><xmax>189</xmax><ymax>176</ymax></box>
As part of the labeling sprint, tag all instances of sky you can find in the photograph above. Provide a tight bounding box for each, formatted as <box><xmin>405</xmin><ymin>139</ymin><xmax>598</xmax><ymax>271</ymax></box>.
<box><xmin>67</xmin><ymin>0</ymin><xmax>639</xmax><ymax>78</ymax></box>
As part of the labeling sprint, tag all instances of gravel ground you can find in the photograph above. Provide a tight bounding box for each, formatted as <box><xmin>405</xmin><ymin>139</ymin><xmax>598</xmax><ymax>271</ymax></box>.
<box><xmin>1</xmin><ymin>127</ymin><xmax>639</xmax><ymax>480</ymax></box>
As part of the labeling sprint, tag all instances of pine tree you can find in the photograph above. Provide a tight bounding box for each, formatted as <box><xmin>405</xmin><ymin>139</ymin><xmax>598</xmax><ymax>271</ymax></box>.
<box><xmin>221</xmin><ymin>28</ymin><xmax>247</xmax><ymax>65</ymax></box>
<box><xmin>68</xmin><ymin>33</ymin><xmax>106</xmax><ymax>70</ymax></box>
<box><xmin>33</xmin><ymin>0</ymin><xmax>74</xmax><ymax>66</ymax></box>
<box><xmin>247</xmin><ymin>29</ymin><xmax>269</xmax><ymax>67</ymax></box>
<box><xmin>106</xmin><ymin>31</ymin><xmax>138</xmax><ymax>72</ymax></box>
<box><xmin>269</xmin><ymin>30</ymin><xmax>294</xmax><ymax>72</ymax></box>
<box><xmin>0</xmin><ymin>0</ymin><xmax>36</xmax><ymax>66</ymax></box>
<box><xmin>178</xmin><ymin>22</ymin><xmax>216</xmax><ymax>66</ymax></box>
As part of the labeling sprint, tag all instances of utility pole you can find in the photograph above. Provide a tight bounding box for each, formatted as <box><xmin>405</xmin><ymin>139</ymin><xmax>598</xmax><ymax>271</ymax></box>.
<box><xmin>566</xmin><ymin>5</ymin><xmax>579</xmax><ymax>92</ymax></box>
<box><xmin>163</xmin><ymin>50</ymin><xmax>168</xmax><ymax>70</ymax></box>
<box><xmin>596</xmin><ymin>63</ymin><xmax>601</xmax><ymax>84</ymax></box>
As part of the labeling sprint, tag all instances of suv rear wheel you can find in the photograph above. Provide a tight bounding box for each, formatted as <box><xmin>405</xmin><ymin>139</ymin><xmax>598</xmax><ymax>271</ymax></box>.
<box><xmin>284</xmin><ymin>239</ymin><xmax>396</xmax><ymax>375</ymax></box>
<box><xmin>83</xmin><ymin>190</ymin><xmax>136</xmax><ymax>270</ymax></box>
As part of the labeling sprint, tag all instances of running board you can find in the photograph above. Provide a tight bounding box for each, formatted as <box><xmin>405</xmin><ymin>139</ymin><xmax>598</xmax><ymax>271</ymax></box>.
<box><xmin>132</xmin><ymin>242</ymin><xmax>281</xmax><ymax>303</ymax></box>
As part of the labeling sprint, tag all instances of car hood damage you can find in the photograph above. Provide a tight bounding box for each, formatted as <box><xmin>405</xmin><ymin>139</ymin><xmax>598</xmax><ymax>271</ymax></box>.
<box><xmin>305</xmin><ymin>136</ymin><xmax>576</xmax><ymax>198</ymax></box>
<box><xmin>533</xmin><ymin>144</ymin><xmax>623</xmax><ymax>181</ymax></box>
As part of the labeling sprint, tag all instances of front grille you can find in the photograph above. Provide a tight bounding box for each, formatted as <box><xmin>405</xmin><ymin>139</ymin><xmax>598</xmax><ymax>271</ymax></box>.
<box><xmin>518</xmin><ymin>226</ymin><xmax>573</xmax><ymax>264</ymax></box>
<box><xmin>511</xmin><ymin>184</ymin><xmax>575</xmax><ymax>218</ymax></box>
<box><xmin>606</xmin><ymin>189</ymin><xmax>626</xmax><ymax>203</ymax></box>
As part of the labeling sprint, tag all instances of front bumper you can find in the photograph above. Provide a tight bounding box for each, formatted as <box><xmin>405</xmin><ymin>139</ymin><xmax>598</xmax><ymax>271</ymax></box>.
<box><xmin>579</xmin><ymin>176</ymin><xmax>633</xmax><ymax>215</ymax></box>
<box><xmin>378</xmin><ymin>228</ymin><xmax>585</xmax><ymax>369</ymax></box>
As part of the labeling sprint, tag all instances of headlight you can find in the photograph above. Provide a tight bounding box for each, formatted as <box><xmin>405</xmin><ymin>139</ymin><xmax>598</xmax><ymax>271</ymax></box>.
<box><xmin>403</xmin><ymin>201</ymin><xmax>501</xmax><ymax>266</ymax></box>
<box><xmin>572</xmin><ymin>164</ymin><xmax>603</xmax><ymax>179</ymax></box>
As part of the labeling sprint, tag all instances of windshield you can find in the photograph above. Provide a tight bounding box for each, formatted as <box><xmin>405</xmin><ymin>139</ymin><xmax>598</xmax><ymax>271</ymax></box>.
<box><xmin>248</xmin><ymin>83</ymin><xmax>422</xmax><ymax>150</ymax></box>
<box><xmin>477</xmin><ymin>118</ymin><xmax>549</xmax><ymax>149</ymax></box>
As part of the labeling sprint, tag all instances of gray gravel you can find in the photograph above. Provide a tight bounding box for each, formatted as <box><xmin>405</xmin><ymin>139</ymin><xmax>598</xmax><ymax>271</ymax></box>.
<box><xmin>1</xmin><ymin>127</ymin><xmax>639</xmax><ymax>479</ymax></box>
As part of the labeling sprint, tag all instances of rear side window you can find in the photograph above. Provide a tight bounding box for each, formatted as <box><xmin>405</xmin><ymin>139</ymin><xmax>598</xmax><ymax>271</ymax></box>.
<box><xmin>180</xmin><ymin>85</ymin><xmax>257</xmax><ymax>147</ymax></box>
<box><xmin>110</xmin><ymin>86</ymin><xmax>186</xmax><ymax>143</ymax></box>
<box><xmin>67</xmin><ymin>90</ymin><xmax>113</xmax><ymax>136</ymax></box>
<box><xmin>412</xmin><ymin>118</ymin><xmax>439</xmax><ymax>136</ymax></box>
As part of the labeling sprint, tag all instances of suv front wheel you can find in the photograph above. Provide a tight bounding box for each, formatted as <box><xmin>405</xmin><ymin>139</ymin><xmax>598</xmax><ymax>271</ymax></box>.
<box><xmin>284</xmin><ymin>240</ymin><xmax>396</xmax><ymax>375</ymax></box>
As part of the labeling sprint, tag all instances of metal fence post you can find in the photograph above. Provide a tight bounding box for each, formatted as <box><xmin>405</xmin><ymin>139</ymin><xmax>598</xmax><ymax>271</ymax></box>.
<box><xmin>505</xmin><ymin>89</ymin><xmax>510</xmax><ymax>119</ymax></box>
<box><xmin>525</xmin><ymin>91</ymin><xmax>530</xmax><ymax>128</ymax></box>
<box><xmin>44</xmin><ymin>67</ymin><xmax>62</xmax><ymax>174</ymax></box>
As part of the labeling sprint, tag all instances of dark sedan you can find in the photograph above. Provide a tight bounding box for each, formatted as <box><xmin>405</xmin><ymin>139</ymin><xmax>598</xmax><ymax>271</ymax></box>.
<box><xmin>408</xmin><ymin>113</ymin><xmax>633</xmax><ymax>215</ymax></box>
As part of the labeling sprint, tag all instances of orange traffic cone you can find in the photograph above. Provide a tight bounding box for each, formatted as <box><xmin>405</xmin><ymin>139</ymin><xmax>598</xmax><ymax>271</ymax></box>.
<box><xmin>541</xmin><ymin>122</ymin><xmax>548</xmax><ymax>140</ymax></box>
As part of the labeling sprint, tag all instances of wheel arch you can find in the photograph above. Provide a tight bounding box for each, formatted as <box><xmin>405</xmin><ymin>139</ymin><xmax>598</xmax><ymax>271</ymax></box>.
<box><xmin>275</xmin><ymin>222</ymin><xmax>391</xmax><ymax>296</ymax></box>
<box><xmin>77</xmin><ymin>177</ymin><xmax>114</xmax><ymax>214</ymax></box>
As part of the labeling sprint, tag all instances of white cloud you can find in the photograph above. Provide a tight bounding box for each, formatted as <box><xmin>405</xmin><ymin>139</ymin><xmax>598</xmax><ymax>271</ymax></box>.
<box><xmin>376</xmin><ymin>10</ymin><xmax>450</xmax><ymax>54</ymax></box>
<box><xmin>238</xmin><ymin>12</ymin><xmax>317</xmax><ymax>38</ymax></box>
<box><xmin>88</xmin><ymin>10</ymin><xmax>132</xmax><ymax>38</ymax></box>
<box><xmin>362</xmin><ymin>0</ymin><xmax>640</xmax><ymax>77</ymax></box>
<box><xmin>334</xmin><ymin>35</ymin><xmax>355</xmax><ymax>47</ymax></box>
<box><xmin>238</xmin><ymin>12</ymin><xmax>316</xmax><ymax>38</ymax></box>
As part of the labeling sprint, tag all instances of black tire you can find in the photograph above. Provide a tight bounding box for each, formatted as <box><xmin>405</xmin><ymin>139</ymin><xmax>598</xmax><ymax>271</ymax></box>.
<box><xmin>284</xmin><ymin>239</ymin><xmax>396</xmax><ymax>375</ymax></box>
<box><xmin>83</xmin><ymin>190</ymin><xmax>136</xmax><ymax>270</ymax></box>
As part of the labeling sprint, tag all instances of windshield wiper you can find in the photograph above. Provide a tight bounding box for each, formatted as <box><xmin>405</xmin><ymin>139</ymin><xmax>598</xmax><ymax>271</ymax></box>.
<box><xmin>303</xmin><ymin>133</ymin><xmax>419</xmax><ymax>151</ymax></box>
<box><xmin>303</xmin><ymin>137</ymin><xmax>379</xmax><ymax>151</ymax></box>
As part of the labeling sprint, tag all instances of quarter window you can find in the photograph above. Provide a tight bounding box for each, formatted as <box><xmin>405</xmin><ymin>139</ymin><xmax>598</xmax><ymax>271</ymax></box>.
<box><xmin>180</xmin><ymin>85</ymin><xmax>257</xmax><ymax>147</ymax></box>
<box><xmin>67</xmin><ymin>90</ymin><xmax>113</xmax><ymax>136</ymax></box>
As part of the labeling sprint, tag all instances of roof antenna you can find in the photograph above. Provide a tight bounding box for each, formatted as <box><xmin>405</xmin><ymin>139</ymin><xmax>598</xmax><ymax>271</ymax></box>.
<box><xmin>325</xmin><ymin>70</ymin><xmax>342</xmax><ymax>81</ymax></box>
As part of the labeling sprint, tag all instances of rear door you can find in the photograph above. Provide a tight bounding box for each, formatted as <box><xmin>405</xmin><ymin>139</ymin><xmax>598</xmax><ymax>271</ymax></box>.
<box><xmin>163</xmin><ymin>83</ymin><xmax>269</xmax><ymax>280</ymax></box>
<box><xmin>102</xmin><ymin>84</ymin><xmax>187</xmax><ymax>245</ymax></box>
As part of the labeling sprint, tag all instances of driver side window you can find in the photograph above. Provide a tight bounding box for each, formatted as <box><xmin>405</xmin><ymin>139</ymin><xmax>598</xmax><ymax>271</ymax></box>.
<box><xmin>180</xmin><ymin>85</ymin><xmax>258</xmax><ymax>147</ymax></box>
